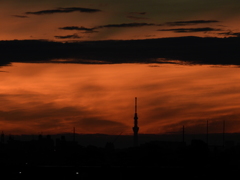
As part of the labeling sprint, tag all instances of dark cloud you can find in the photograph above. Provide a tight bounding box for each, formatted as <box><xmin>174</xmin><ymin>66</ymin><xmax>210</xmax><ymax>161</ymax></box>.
<box><xmin>59</xmin><ymin>23</ymin><xmax>155</xmax><ymax>33</ymax></box>
<box><xmin>97</xmin><ymin>22</ymin><xmax>155</xmax><ymax>28</ymax></box>
<box><xmin>59</xmin><ymin>26</ymin><xmax>97</xmax><ymax>33</ymax></box>
<box><xmin>2</xmin><ymin>37</ymin><xmax>240</xmax><ymax>66</ymax></box>
<box><xmin>229</xmin><ymin>32</ymin><xmax>240</xmax><ymax>37</ymax></box>
<box><xmin>25</xmin><ymin>7</ymin><xmax>101</xmax><ymax>15</ymax></box>
<box><xmin>219</xmin><ymin>31</ymin><xmax>240</xmax><ymax>37</ymax></box>
<box><xmin>54</xmin><ymin>34</ymin><xmax>82</xmax><ymax>39</ymax></box>
<box><xmin>12</xmin><ymin>15</ymin><xmax>28</xmax><ymax>18</ymax></box>
<box><xmin>163</xmin><ymin>20</ymin><xmax>219</xmax><ymax>26</ymax></box>
<box><xmin>158</xmin><ymin>27</ymin><xmax>222</xmax><ymax>33</ymax></box>
<box><xmin>82</xmin><ymin>30</ymin><xmax>99</xmax><ymax>34</ymax></box>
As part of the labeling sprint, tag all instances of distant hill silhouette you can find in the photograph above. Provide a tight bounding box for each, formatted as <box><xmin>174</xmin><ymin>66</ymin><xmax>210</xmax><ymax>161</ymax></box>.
<box><xmin>1</xmin><ymin>36</ymin><xmax>240</xmax><ymax>66</ymax></box>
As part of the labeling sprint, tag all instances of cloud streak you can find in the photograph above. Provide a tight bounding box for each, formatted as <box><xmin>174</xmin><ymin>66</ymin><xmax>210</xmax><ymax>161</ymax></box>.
<box><xmin>59</xmin><ymin>23</ymin><xmax>155</xmax><ymax>34</ymax></box>
<box><xmin>219</xmin><ymin>31</ymin><xmax>240</xmax><ymax>37</ymax></box>
<box><xmin>59</xmin><ymin>26</ymin><xmax>96</xmax><ymax>31</ymax></box>
<box><xmin>163</xmin><ymin>20</ymin><xmax>219</xmax><ymax>26</ymax></box>
<box><xmin>96</xmin><ymin>22</ymin><xmax>155</xmax><ymax>28</ymax></box>
<box><xmin>59</xmin><ymin>26</ymin><xmax>97</xmax><ymax>33</ymax></box>
<box><xmin>25</xmin><ymin>7</ymin><xmax>101</xmax><ymax>15</ymax></box>
<box><xmin>59</xmin><ymin>19</ymin><xmax>220</xmax><ymax>33</ymax></box>
<box><xmin>158</xmin><ymin>27</ymin><xmax>222</xmax><ymax>33</ymax></box>
<box><xmin>54</xmin><ymin>34</ymin><xmax>82</xmax><ymax>39</ymax></box>
<box><xmin>12</xmin><ymin>15</ymin><xmax>28</xmax><ymax>18</ymax></box>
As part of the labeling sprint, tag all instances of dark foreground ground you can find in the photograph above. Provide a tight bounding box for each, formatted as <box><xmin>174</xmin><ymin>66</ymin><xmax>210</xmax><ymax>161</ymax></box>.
<box><xmin>2</xmin><ymin>166</ymin><xmax>240</xmax><ymax>179</ymax></box>
<box><xmin>1</xmin><ymin>133</ymin><xmax>240</xmax><ymax>179</ymax></box>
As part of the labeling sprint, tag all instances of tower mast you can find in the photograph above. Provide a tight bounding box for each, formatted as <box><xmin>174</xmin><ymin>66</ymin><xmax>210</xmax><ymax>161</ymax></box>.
<box><xmin>133</xmin><ymin>97</ymin><xmax>139</xmax><ymax>147</ymax></box>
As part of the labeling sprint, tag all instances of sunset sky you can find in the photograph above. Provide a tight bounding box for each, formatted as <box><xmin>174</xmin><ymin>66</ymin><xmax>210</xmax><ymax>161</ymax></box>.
<box><xmin>1</xmin><ymin>0</ymin><xmax>240</xmax><ymax>137</ymax></box>
<box><xmin>1</xmin><ymin>63</ymin><xmax>240</xmax><ymax>135</ymax></box>
<box><xmin>1</xmin><ymin>0</ymin><xmax>240</xmax><ymax>41</ymax></box>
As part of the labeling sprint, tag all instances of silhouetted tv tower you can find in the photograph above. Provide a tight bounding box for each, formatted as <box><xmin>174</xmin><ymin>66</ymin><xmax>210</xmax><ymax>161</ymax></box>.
<box><xmin>133</xmin><ymin>97</ymin><xmax>139</xmax><ymax>147</ymax></box>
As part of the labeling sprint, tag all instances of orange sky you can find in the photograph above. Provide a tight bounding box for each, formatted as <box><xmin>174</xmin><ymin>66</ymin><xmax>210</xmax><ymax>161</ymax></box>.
<box><xmin>1</xmin><ymin>0</ymin><xmax>240</xmax><ymax>41</ymax></box>
<box><xmin>1</xmin><ymin>63</ymin><xmax>240</xmax><ymax>135</ymax></box>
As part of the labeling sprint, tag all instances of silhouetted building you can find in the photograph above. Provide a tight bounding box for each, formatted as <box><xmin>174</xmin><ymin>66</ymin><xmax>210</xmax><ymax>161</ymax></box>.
<box><xmin>133</xmin><ymin>97</ymin><xmax>139</xmax><ymax>147</ymax></box>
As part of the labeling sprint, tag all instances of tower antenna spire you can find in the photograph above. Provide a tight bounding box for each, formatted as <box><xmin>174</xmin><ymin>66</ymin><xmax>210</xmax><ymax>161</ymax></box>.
<box><xmin>133</xmin><ymin>97</ymin><xmax>139</xmax><ymax>147</ymax></box>
<box><xmin>135</xmin><ymin>97</ymin><xmax>137</xmax><ymax>114</ymax></box>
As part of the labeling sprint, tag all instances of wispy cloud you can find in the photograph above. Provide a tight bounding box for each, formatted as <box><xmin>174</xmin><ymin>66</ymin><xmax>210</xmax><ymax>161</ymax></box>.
<box><xmin>59</xmin><ymin>20</ymin><xmax>219</xmax><ymax>34</ymax></box>
<box><xmin>96</xmin><ymin>22</ymin><xmax>155</xmax><ymax>28</ymax></box>
<box><xmin>54</xmin><ymin>34</ymin><xmax>82</xmax><ymax>39</ymax></box>
<box><xmin>59</xmin><ymin>26</ymin><xmax>95</xmax><ymax>31</ymax></box>
<box><xmin>25</xmin><ymin>7</ymin><xmax>101</xmax><ymax>15</ymax></box>
<box><xmin>82</xmin><ymin>30</ymin><xmax>99</xmax><ymax>34</ymax></box>
<box><xmin>158</xmin><ymin>27</ymin><xmax>222</xmax><ymax>33</ymax></box>
<box><xmin>12</xmin><ymin>15</ymin><xmax>28</xmax><ymax>18</ymax></box>
<box><xmin>59</xmin><ymin>23</ymin><xmax>155</xmax><ymax>34</ymax></box>
<box><xmin>162</xmin><ymin>20</ymin><xmax>219</xmax><ymax>26</ymax></box>
<box><xmin>219</xmin><ymin>31</ymin><xmax>240</xmax><ymax>37</ymax></box>
<box><xmin>59</xmin><ymin>26</ymin><xmax>97</xmax><ymax>33</ymax></box>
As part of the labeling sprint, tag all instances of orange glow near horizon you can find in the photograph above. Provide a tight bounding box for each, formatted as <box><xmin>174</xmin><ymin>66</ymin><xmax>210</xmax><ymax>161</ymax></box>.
<box><xmin>0</xmin><ymin>62</ymin><xmax>240</xmax><ymax>135</ymax></box>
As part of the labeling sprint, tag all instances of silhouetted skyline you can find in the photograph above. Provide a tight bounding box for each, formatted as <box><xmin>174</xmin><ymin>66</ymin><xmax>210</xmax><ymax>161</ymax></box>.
<box><xmin>0</xmin><ymin>131</ymin><xmax>240</xmax><ymax>178</ymax></box>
